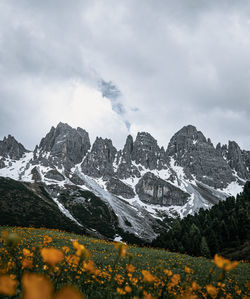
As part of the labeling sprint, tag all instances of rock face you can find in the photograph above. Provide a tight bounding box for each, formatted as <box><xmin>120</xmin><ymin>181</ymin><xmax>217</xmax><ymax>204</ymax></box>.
<box><xmin>0</xmin><ymin>135</ymin><xmax>28</xmax><ymax>160</ymax></box>
<box><xmin>136</xmin><ymin>172</ymin><xmax>189</xmax><ymax>206</ymax></box>
<box><xmin>106</xmin><ymin>178</ymin><xmax>135</xmax><ymax>199</ymax></box>
<box><xmin>34</xmin><ymin>122</ymin><xmax>91</xmax><ymax>170</ymax></box>
<box><xmin>45</xmin><ymin>169</ymin><xmax>65</xmax><ymax>181</ymax></box>
<box><xmin>0</xmin><ymin>159</ymin><xmax>5</xmax><ymax>169</ymax></box>
<box><xmin>132</xmin><ymin>132</ymin><xmax>166</xmax><ymax>170</ymax></box>
<box><xmin>167</xmin><ymin>125</ymin><xmax>235</xmax><ymax>188</ymax></box>
<box><xmin>116</xmin><ymin>133</ymin><xmax>167</xmax><ymax>180</ymax></box>
<box><xmin>116</xmin><ymin>135</ymin><xmax>140</xmax><ymax>179</ymax></box>
<box><xmin>31</xmin><ymin>167</ymin><xmax>42</xmax><ymax>182</ymax></box>
<box><xmin>81</xmin><ymin>137</ymin><xmax>117</xmax><ymax>178</ymax></box>
<box><xmin>1</xmin><ymin>122</ymin><xmax>250</xmax><ymax>242</ymax></box>
<box><xmin>227</xmin><ymin>141</ymin><xmax>249</xmax><ymax>179</ymax></box>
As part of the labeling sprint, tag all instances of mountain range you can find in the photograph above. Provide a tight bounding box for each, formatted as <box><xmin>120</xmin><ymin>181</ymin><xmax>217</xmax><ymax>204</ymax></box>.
<box><xmin>0</xmin><ymin>123</ymin><xmax>249</xmax><ymax>242</ymax></box>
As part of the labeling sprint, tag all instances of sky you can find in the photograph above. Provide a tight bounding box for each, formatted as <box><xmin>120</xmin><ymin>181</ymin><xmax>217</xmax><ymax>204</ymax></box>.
<box><xmin>0</xmin><ymin>0</ymin><xmax>250</xmax><ymax>150</ymax></box>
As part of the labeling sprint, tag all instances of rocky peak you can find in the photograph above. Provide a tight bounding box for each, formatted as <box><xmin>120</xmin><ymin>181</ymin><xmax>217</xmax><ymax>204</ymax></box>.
<box><xmin>131</xmin><ymin>132</ymin><xmax>165</xmax><ymax>170</ymax></box>
<box><xmin>167</xmin><ymin>125</ymin><xmax>234</xmax><ymax>188</ymax></box>
<box><xmin>122</xmin><ymin>135</ymin><xmax>134</xmax><ymax>163</ymax></box>
<box><xmin>227</xmin><ymin>141</ymin><xmax>249</xmax><ymax>179</ymax></box>
<box><xmin>116</xmin><ymin>135</ymin><xmax>141</xmax><ymax>179</ymax></box>
<box><xmin>35</xmin><ymin>122</ymin><xmax>91</xmax><ymax>170</ymax></box>
<box><xmin>0</xmin><ymin>135</ymin><xmax>28</xmax><ymax>160</ymax></box>
<box><xmin>167</xmin><ymin>125</ymin><xmax>207</xmax><ymax>157</ymax></box>
<box><xmin>81</xmin><ymin>137</ymin><xmax>117</xmax><ymax>178</ymax></box>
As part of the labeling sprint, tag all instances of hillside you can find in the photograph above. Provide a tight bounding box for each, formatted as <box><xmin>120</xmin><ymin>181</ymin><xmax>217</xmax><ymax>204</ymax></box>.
<box><xmin>0</xmin><ymin>226</ymin><xmax>249</xmax><ymax>298</ymax></box>
<box><xmin>152</xmin><ymin>181</ymin><xmax>250</xmax><ymax>261</ymax></box>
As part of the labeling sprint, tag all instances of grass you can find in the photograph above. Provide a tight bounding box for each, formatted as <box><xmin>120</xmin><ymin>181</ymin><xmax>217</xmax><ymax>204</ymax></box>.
<box><xmin>0</xmin><ymin>226</ymin><xmax>249</xmax><ymax>298</ymax></box>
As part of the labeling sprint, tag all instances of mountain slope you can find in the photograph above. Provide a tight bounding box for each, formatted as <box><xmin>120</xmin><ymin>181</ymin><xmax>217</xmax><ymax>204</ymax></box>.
<box><xmin>0</xmin><ymin>123</ymin><xmax>249</xmax><ymax>241</ymax></box>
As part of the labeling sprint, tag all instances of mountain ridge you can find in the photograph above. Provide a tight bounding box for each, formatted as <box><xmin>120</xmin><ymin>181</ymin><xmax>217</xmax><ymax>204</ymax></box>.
<box><xmin>0</xmin><ymin>122</ymin><xmax>249</xmax><ymax>242</ymax></box>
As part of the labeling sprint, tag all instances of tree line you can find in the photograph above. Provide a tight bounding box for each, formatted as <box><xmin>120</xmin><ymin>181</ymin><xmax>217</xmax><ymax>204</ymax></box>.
<box><xmin>152</xmin><ymin>181</ymin><xmax>250</xmax><ymax>259</ymax></box>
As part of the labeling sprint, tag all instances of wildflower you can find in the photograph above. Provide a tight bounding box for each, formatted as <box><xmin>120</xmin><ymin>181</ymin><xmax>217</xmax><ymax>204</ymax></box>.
<box><xmin>54</xmin><ymin>286</ymin><xmax>85</xmax><ymax>299</ymax></box>
<box><xmin>73</xmin><ymin>241</ymin><xmax>90</xmax><ymax>259</ymax></box>
<box><xmin>141</xmin><ymin>270</ymin><xmax>157</xmax><ymax>283</ymax></box>
<box><xmin>22</xmin><ymin>273</ymin><xmax>53</xmax><ymax>299</ymax></box>
<box><xmin>143</xmin><ymin>290</ymin><xmax>157</xmax><ymax>299</ymax></box>
<box><xmin>22</xmin><ymin>258</ymin><xmax>33</xmax><ymax>269</ymax></box>
<box><xmin>23</xmin><ymin>248</ymin><xmax>33</xmax><ymax>257</ymax></box>
<box><xmin>62</xmin><ymin>246</ymin><xmax>70</xmax><ymax>254</ymax></box>
<box><xmin>184</xmin><ymin>266</ymin><xmax>191</xmax><ymax>273</ymax></box>
<box><xmin>164</xmin><ymin>269</ymin><xmax>173</xmax><ymax>276</ymax></box>
<box><xmin>116</xmin><ymin>287</ymin><xmax>126</xmax><ymax>295</ymax></box>
<box><xmin>41</xmin><ymin>248</ymin><xmax>64</xmax><ymax>267</ymax></box>
<box><xmin>191</xmin><ymin>281</ymin><xmax>200</xmax><ymax>291</ymax></box>
<box><xmin>114</xmin><ymin>242</ymin><xmax>127</xmax><ymax>257</ymax></box>
<box><xmin>83</xmin><ymin>260</ymin><xmax>96</xmax><ymax>274</ymax></box>
<box><xmin>126</xmin><ymin>264</ymin><xmax>135</xmax><ymax>273</ymax></box>
<box><xmin>125</xmin><ymin>285</ymin><xmax>132</xmax><ymax>293</ymax></box>
<box><xmin>0</xmin><ymin>275</ymin><xmax>17</xmax><ymax>296</ymax></box>
<box><xmin>43</xmin><ymin>235</ymin><xmax>53</xmax><ymax>245</ymax></box>
<box><xmin>206</xmin><ymin>285</ymin><xmax>218</xmax><ymax>298</ymax></box>
<box><xmin>115</xmin><ymin>274</ymin><xmax>124</xmax><ymax>285</ymax></box>
<box><xmin>213</xmin><ymin>254</ymin><xmax>238</xmax><ymax>271</ymax></box>
<box><xmin>168</xmin><ymin>274</ymin><xmax>181</xmax><ymax>288</ymax></box>
<box><xmin>66</xmin><ymin>255</ymin><xmax>80</xmax><ymax>267</ymax></box>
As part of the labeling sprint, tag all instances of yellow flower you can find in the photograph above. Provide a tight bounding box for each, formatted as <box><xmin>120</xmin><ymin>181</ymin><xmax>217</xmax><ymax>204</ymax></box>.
<box><xmin>23</xmin><ymin>248</ymin><xmax>33</xmax><ymax>257</ymax></box>
<box><xmin>126</xmin><ymin>264</ymin><xmax>135</xmax><ymax>273</ymax></box>
<box><xmin>43</xmin><ymin>235</ymin><xmax>53</xmax><ymax>245</ymax></box>
<box><xmin>168</xmin><ymin>274</ymin><xmax>181</xmax><ymax>288</ymax></box>
<box><xmin>213</xmin><ymin>254</ymin><xmax>239</xmax><ymax>271</ymax></box>
<box><xmin>54</xmin><ymin>286</ymin><xmax>85</xmax><ymax>299</ymax></box>
<box><xmin>0</xmin><ymin>275</ymin><xmax>17</xmax><ymax>296</ymax></box>
<box><xmin>116</xmin><ymin>287</ymin><xmax>126</xmax><ymax>295</ymax></box>
<box><xmin>41</xmin><ymin>248</ymin><xmax>64</xmax><ymax>267</ymax></box>
<box><xmin>22</xmin><ymin>273</ymin><xmax>53</xmax><ymax>299</ymax></box>
<box><xmin>22</xmin><ymin>258</ymin><xmax>33</xmax><ymax>269</ymax></box>
<box><xmin>114</xmin><ymin>242</ymin><xmax>127</xmax><ymax>257</ymax></box>
<box><xmin>184</xmin><ymin>266</ymin><xmax>191</xmax><ymax>273</ymax></box>
<box><xmin>206</xmin><ymin>284</ymin><xmax>218</xmax><ymax>298</ymax></box>
<box><xmin>164</xmin><ymin>269</ymin><xmax>173</xmax><ymax>276</ymax></box>
<box><xmin>62</xmin><ymin>246</ymin><xmax>70</xmax><ymax>254</ymax></box>
<box><xmin>124</xmin><ymin>285</ymin><xmax>132</xmax><ymax>293</ymax></box>
<box><xmin>66</xmin><ymin>255</ymin><xmax>80</xmax><ymax>267</ymax></box>
<box><xmin>141</xmin><ymin>270</ymin><xmax>157</xmax><ymax>283</ymax></box>
<box><xmin>83</xmin><ymin>260</ymin><xmax>96</xmax><ymax>274</ymax></box>
<box><xmin>73</xmin><ymin>241</ymin><xmax>90</xmax><ymax>259</ymax></box>
<box><xmin>191</xmin><ymin>281</ymin><xmax>200</xmax><ymax>291</ymax></box>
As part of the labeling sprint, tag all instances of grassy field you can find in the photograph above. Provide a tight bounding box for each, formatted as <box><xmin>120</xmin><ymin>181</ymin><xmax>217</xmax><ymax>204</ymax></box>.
<box><xmin>0</xmin><ymin>226</ymin><xmax>249</xmax><ymax>298</ymax></box>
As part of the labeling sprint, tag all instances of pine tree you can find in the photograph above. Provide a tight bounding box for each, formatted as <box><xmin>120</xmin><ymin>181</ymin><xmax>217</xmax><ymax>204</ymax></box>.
<box><xmin>200</xmin><ymin>236</ymin><xmax>210</xmax><ymax>257</ymax></box>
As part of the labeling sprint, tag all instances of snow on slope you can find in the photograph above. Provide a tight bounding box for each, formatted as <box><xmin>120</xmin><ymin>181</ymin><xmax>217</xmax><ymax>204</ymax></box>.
<box><xmin>0</xmin><ymin>152</ymin><xmax>244</xmax><ymax>232</ymax></box>
<box><xmin>75</xmin><ymin>167</ymin><xmax>159</xmax><ymax>241</ymax></box>
<box><xmin>0</xmin><ymin>152</ymin><xmax>33</xmax><ymax>181</ymax></box>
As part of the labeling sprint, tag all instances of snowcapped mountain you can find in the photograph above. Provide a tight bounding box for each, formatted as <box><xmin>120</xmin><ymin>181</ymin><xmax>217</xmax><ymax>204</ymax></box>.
<box><xmin>0</xmin><ymin>123</ymin><xmax>249</xmax><ymax>242</ymax></box>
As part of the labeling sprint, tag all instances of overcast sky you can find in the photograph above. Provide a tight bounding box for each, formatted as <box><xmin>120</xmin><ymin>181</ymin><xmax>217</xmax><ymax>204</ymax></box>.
<box><xmin>0</xmin><ymin>0</ymin><xmax>250</xmax><ymax>150</ymax></box>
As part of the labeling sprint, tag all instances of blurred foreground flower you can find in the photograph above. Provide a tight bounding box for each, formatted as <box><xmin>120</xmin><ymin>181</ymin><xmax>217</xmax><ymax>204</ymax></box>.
<box><xmin>22</xmin><ymin>273</ymin><xmax>53</xmax><ymax>299</ymax></box>
<box><xmin>142</xmin><ymin>270</ymin><xmax>157</xmax><ymax>283</ymax></box>
<box><xmin>213</xmin><ymin>254</ymin><xmax>238</xmax><ymax>271</ymax></box>
<box><xmin>41</xmin><ymin>248</ymin><xmax>64</xmax><ymax>267</ymax></box>
<box><xmin>114</xmin><ymin>242</ymin><xmax>127</xmax><ymax>257</ymax></box>
<box><xmin>0</xmin><ymin>275</ymin><xmax>17</xmax><ymax>296</ymax></box>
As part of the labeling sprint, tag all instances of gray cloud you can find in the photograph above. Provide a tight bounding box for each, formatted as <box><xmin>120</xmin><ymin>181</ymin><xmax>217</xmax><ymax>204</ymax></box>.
<box><xmin>0</xmin><ymin>0</ymin><xmax>250</xmax><ymax>150</ymax></box>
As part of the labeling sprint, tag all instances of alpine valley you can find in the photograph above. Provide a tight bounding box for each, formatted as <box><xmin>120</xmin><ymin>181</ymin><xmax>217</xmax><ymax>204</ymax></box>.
<box><xmin>0</xmin><ymin>123</ymin><xmax>249</xmax><ymax>243</ymax></box>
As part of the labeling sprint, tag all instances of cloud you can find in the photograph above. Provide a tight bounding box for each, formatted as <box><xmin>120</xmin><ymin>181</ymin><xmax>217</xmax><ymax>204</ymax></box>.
<box><xmin>0</xmin><ymin>0</ymin><xmax>250</xmax><ymax>150</ymax></box>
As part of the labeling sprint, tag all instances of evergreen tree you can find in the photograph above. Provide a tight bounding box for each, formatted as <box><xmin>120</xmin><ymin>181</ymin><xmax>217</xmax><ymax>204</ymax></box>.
<box><xmin>200</xmin><ymin>236</ymin><xmax>210</xmax><ymax>257</ymax></box>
